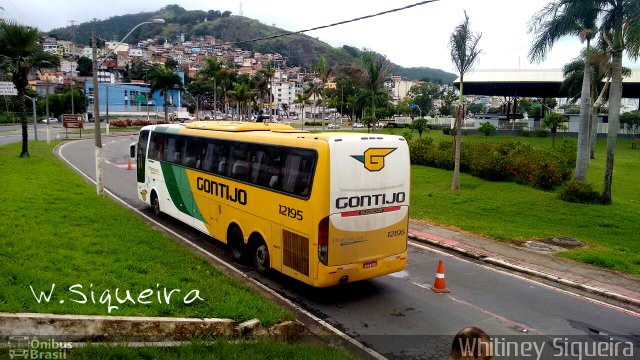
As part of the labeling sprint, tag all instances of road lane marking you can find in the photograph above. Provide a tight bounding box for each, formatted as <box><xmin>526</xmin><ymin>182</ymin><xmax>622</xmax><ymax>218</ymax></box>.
<box><xmin>57</xmin><ymin>139</ymin><xmax>388</xmax><ymax>360</ymax></box>
<box><xmin>408</xmin><ymin>241</ymin><xmax>640</xmax><ymax>319</ymax></box>
<box><xmin>447</xmin><ymin>295</ymin><xmax>543</xmax><ymax>335</ymax></box>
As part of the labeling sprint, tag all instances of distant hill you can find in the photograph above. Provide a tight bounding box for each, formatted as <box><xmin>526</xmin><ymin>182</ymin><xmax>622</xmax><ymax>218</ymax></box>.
<box><xmin>48</xmin><ymin>5</ymin><xmax>456</xmax><ymax>83</ymax></box>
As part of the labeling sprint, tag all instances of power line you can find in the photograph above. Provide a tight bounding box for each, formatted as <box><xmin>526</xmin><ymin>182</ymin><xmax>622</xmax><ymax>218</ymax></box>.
<box><xmin>229</xmin><ymin>0</ymin><xmax>441</xmax><ymax>45</ymax></box>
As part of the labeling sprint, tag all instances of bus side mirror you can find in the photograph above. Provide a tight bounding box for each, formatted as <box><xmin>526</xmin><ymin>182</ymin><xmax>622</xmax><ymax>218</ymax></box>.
<box><xmin>129</xmin><ymin>143</ymin><xmax>136</xmax><ymax>159</ymax></box>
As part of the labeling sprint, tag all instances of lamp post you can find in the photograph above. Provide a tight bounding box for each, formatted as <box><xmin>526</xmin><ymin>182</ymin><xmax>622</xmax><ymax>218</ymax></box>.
<box><xmin>92</xmin><ymin>18</ymin><xmax>165</xmax><ymax>196</ymax></box>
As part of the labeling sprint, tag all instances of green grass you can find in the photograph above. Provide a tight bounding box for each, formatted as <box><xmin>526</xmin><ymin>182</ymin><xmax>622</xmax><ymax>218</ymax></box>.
<box><xmin>0</xmin><ymin>340</ymin><xmax>354</xmax><ymax>360</ymax></box>
<box><xmin>407</xmin><ymin>132</ymin><xmax>640</xmax><ymax>275</ymax></box>
<box><xmin>0</xmin><ymin>141</ymin><xmax>292</xmax><ymax>325</ymax></box>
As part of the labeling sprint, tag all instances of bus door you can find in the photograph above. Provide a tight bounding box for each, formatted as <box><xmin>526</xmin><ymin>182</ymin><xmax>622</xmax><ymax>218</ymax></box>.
<box><xmin>136</xmin><ymin>130</ymin><xmax>150</xmax><ymax>183</ymax></box>
<box><xmin>327</xmin><ymin>136</ymin><xmax>410</xmax><ymax>267</ymax></box>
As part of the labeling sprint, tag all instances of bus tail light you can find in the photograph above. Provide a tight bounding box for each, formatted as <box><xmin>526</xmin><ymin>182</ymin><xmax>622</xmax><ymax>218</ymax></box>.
<box><xmin>318</xmin><ymin>216</ymin><xmax>329</xmax><ymax>266</ymax></box>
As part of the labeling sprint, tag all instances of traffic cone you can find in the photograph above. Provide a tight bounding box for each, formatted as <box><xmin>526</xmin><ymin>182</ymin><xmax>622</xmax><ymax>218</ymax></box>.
<box><xmin>127</xmin><ymin>158</ymin><xmax>133</xmax><ymax>170</ymax></box>
<box><xmin>431</xmin><ymin>259</ymin><xmax>450</xmax><ymax>293</ymax></box>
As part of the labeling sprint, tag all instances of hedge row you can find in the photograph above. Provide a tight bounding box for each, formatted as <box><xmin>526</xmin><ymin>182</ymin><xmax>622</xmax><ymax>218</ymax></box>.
<box><xmin>110</xmin><ymin>119</ymin><xmax>167</xmax><ymax>128</ymax></box>
<box><xmin>409</xmin><ymin>138</ymin><xmax>576</xmax><ymax>189</ymax></box>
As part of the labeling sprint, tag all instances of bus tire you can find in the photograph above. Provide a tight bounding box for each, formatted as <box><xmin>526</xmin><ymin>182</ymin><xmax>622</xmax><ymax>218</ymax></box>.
<box><xmin>151</xmin><ymin>191</ymin><xmax>161</xmax><ymax>216</ymax></box>
<box><xmin>252</xmin><ymin>239</ymin><xmax>270</xmax><ymax>275</ymax></box>
<box><xmin>228</xmin><ymin>226</ymin><xmax>246</xmax><ymax>263</ymax></box>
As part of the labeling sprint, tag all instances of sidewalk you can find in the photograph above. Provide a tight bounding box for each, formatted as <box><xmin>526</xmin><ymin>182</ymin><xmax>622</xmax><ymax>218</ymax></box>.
<box><xmin>408</xmin><ymin>220</ymin><xmax>640</xmax><ymax>308</ymax></box>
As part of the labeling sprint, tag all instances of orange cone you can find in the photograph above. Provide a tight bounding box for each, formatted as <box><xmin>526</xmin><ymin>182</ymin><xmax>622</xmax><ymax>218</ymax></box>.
<box><xmin>431</xmin><ymin>259</ymin><xmax>450</xmax><ymax>293</ymax></box>
<box><xmin>127</xmin><ymin>158</ymin><xmax>133</xmax><ymax>170</ymax></box>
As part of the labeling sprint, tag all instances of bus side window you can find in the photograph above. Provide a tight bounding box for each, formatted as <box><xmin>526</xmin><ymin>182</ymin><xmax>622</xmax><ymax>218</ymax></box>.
<box><xmin>282</xmin><ymin>154</ymin><xmax>301</xmax><ymax>193</ymax></box>
<box><xmin>182</xmin><ymin>138</ymin><xmax>200</xmax><ymax>169</ymax></box>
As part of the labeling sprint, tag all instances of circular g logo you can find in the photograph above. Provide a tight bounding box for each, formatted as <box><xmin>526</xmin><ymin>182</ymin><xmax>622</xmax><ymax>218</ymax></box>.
<box><xmin>351</xmin><ymin>148</ymin><xmax>396</xmax><ymax>172</ymax></box>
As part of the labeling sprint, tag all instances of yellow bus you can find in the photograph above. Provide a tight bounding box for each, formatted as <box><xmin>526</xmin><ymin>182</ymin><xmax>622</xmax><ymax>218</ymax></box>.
<box><xmin>133</xmin><ymin>121</ymin><xmax>409</xmax><ymax>287</ymax></box>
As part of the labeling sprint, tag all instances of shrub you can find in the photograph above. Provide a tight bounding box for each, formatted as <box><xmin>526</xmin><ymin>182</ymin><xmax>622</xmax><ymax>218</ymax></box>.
<box><xmin>110</xmin><ymin>119</ymin><xmax>130</xmax><ymax>128</ymax></box>
<box><xmin>478</xmin><ymin>122</ymin><xmax>497</xmax><ymax>136</ymax></box>
<box><xmin>559</xmin><ymin>180</ymin><xmax>602</xmax><ymax>204</ymax></box>
<box><xmin>519</xmin><ymin>129</ymin><xmax>530</xmax><ymax>137</ymax></box>
<box><xmin>442</xmin><ymin>127</ymin><xmax>452</xmax><ymax>135</ymax></box>
<box><xmin>304</xmin><ymin>121</ymin><xmax>323</xmax><ymax>126</ymax></box>
<box><xmin>535</xmin><ymin>129</ymin><xmax>550</xmax><ymax>137</ymax></box>
<box><xmin>408</xmin><ymin>138</ymin><xmax>576</xmax><ymax>190</ymax></box>
<box><xmin>402</xmin><ymin>129</ymin><xmax>414</xmax><ymax>141</ymax></box>
<box><xmin>131</xmin><ymin>119</ymin><xmax>153</xmax><ymax>127</ymax></box>
<box><xmin>632</xmin><ymin>138</ymin><xmax>639</xmax><ymax>150</ymax></box>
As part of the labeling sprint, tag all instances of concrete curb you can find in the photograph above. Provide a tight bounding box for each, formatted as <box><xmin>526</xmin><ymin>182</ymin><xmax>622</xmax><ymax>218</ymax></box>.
<box><xmin>0</xmin><ymin>313</ymin><xmax>304</xmax><ymax>342</ymax></box>
<box><xmin>408</xmin><ymin>233</ymin><xmax>640</xmax><ymax>308</ymax></box>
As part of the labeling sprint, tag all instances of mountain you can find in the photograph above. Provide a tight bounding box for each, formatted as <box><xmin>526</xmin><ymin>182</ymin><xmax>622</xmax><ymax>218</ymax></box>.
<box><xmin>48</xmin><ymin>5</ymin><xmax>456</xmax><ymax>83</ymax></box>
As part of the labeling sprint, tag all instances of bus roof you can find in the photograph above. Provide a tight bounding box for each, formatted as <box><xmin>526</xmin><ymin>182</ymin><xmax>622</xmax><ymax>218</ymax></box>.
<box><xmin>185</xmin><ymin>121</ymin><xmax>304</xmax><ymax>133</ymax></box>
<box><xmin>147</xmin><ymin>122</ymin><xmax>402</xmax><ymax>143</ymax></box>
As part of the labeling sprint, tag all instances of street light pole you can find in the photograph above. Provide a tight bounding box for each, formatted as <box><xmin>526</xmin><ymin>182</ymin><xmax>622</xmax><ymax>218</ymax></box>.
<box><xmin>92</xmin><ymin>23</ymin><xmax>104</xmax><ymax>196</ymax></box>
<box><xmin>91</xmin><ymin>18</ymin><xmax>164</xmax><ymax>196</ymax></box>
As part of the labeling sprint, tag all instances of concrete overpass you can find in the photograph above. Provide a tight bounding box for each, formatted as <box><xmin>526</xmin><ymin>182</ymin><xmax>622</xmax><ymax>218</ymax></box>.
<box><xmin>454</xmin><ymin>69</ymin><xmax>640</xmax><ymax>99</ymax></box>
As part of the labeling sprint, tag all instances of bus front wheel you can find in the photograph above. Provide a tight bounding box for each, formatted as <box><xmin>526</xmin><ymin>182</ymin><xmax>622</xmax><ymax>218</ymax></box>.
<box><xmin>253</xmin><ymin>241</ymin><xmax>270</xmax><ymax>274</ymax></box>
<box><xmin>228</xmin><ymin>226</ymin><xmax>246</xmax><ymax>263</ymax></box>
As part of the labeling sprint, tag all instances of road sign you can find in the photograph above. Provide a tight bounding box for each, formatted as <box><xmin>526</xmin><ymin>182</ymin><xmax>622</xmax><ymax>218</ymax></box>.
<box><xmin>0</xmin><ymin>82</ymin><xmax>18</xmax><ymax>96</ymax></box>
<box><xmin>63</xmin><ymin>114</ymin><xmax>84</xmax><ymax>129</ymax></box>
<box><xmin>135</xmin><ymin>94</ymin><xmax>147</xmax><ymax>103</ymax></box>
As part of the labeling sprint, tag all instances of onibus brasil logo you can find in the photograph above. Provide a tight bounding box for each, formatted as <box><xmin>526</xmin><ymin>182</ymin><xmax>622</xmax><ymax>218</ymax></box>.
<box><xmin>351</xmin><ymin>148</ymin><xmax>396</xmax><ymax>172</ymax></box>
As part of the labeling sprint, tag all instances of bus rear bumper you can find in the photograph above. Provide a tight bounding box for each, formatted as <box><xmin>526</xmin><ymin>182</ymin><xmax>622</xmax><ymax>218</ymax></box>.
<box><xmin>313</xmin><ymin>251</ymin><xmax>408</xmax><ymax>287</ymax></box>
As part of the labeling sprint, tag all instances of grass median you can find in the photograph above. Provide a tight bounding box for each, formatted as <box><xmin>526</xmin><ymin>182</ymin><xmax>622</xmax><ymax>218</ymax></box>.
<box><xmin>405</xmin><ymin>132</ymin><xmax>640</xmax><ymax>276</ymax></box>
<box><xmin>0</xmin><ymin>141</ymin><xmax>292</xmax><ymax>325</ymax></box>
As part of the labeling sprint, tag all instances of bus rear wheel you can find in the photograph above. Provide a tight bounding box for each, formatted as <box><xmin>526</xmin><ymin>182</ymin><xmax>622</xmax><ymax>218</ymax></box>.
<box><xmin>253</xmin><ymin>241</ymin><xmax>270</xmax><ymax>274</ymax></box>
<box><xmin>151</xmin><ymin>192</ymin><xmax>161</xmax><ymax>216</ymax></box>
<box><xmin>228</xmin><ymin>226</ymin><xmax>246</xmax><ymax>263</ymax></box>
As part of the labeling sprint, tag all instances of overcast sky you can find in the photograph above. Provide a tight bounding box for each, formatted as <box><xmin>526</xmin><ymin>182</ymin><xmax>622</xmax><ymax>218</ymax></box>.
<box><xmin>2</xmin><ymin>0</ymin><xmax>640</xmax><ymax>73</ymax></box>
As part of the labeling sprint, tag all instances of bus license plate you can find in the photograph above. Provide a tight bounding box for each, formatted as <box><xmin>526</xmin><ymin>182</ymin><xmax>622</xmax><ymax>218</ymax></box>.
<box><xmin>363</xmin><ymin>260</ymin><xmax>377</xmax><ymax>269</ymax></box>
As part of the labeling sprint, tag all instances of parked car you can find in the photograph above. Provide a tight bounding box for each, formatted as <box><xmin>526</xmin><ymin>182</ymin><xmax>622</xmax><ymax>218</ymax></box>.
<box><xmin>352</xmin><ymin>123</ymin><xmax>365</xmax><ymax>128</ymax></box>
<box><xmin>328</xmin><ymin>123</ymin><xmax>340</xmax><ymax>129</ymax></box>
<box><xmin>385</xmin><ymin>122</ymin><xmax>408</xmax><ymax>128</ymax></box>
<box><xmin>41</xmin><ymin>118</ymin><xmax>58</xmax><ymax>124</ymax></box>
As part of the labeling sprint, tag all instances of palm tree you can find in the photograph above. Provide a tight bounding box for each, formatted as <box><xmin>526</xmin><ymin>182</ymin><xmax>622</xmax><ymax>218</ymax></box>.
<box><xmin>560</xmin><ymin>49</ymin><xmax>631</xmax><ymax>159</ymax></box>
<box><xmin>449</xmin><ymin>11</ymin><xmax>482</xmax><ymax>191</ymax></box>
<box><xmin>598</xmin><ymin>0</ymin><xmax>640</xmax><ymax>204</ymax></box>
<box><xmin>199</xmin><ymin>57</ymin><xmax>222</xmax><ymax>115</ymax></box>
<box><xmin>147</xmin><ymin>64</ymin><xmax>184</xmax><ymax>123</ymax></box>
<box><xmin>313</xmin><ymin>56</ymin><xmax>334</xmax><ymax>130</ymax></box>
<box><xmin>0</xmin><ymin>21</ymin><xmax>59</xmax><ymax>157</ymax></box>
<box><xmin>260</xmin><ymin>60</ymin><xmax>275</xmax><ymax>117</ymax></box>
<box><xmin>293</xmin><ymin>92</ymin><xmax>310</xmax><ymax>129</ymax></box>
<box><xmin>529</xmin><ymin>0</ymin><xmax>600</xmax><ymax>181</ymax></box>
<box><xmin>340</xmin><ymin>50</ymin><xmax>392</xmax><ymax>133</ymax></box>
<box><xmin>228</xmin><ymin>82</ymin><xmax>255</xmax><ymax>121</ymax></box>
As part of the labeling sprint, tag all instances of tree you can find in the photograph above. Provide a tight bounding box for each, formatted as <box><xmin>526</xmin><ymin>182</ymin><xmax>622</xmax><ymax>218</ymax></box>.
<box><xmin>467</xmin><ymin>103</ymin><xmax>485</xmax><ymax>114</ymax></box>
<box><xmin>340</xmin><ymin>50</ymin><xmax>392</xmax><ymax>133</ymax></box>
<box><xmin>412</xmin><ymin>118</ymin><xmax>429</xmax><ymax>138</ymax></box>
<box><xmin>259</xmin><ymin>60</ymin><xmax>275</xmax><ymax>116</ymax></box>
<box><xmin>77</xmin><ymin>56</ymin><xmax>92</xmax><ymax>76</ymax></box>
<box><xmin>620</xmin><ymin>112</ymin><xmax>640</xmax><ymax>141</ymax></box>
<box><xmin>312</xmin><ymin>56</ymin><xmax>334</xmax><ymax>130</ymax></box>
<box><xmin>599</xmin><ymin>0</ymin><xmax>640</xmax><ymax>203</ymax></box>
<box><xmin>408</xmin><ymin>82</ymin><xmax>440</xmax><ymax>116</ymax></box>
<box><xmin>199</xmin><ymin>57</ymin><xmax>223</xmax><ymax>114</ymax></box>
<box><xmin>560</xmin><ymin>49</ymin><xmax>631</xmax><ymax>159</ymax></box>
<box><xmin>543</xmin><ymin>112</ymin><xmax>568</xmax><ymax>146</ymax></box>
<box><xmin>529</xmin><ymin>0</ymin><xmax>600</xmax><ymax>181</ymax></box>
<box><xmin>449</xmin><ymin>11</ymin><xmax>482</xmax><ymax>191</ymax></box>
<box><xmin>148</xmin><ymin>64</ymin><xmax>183</xmax><ymax>123</ymax></box>
<box><xmin>0</xmin><ymin>21</ymin><xmax>59</xmax><ymax>157</ymax></box>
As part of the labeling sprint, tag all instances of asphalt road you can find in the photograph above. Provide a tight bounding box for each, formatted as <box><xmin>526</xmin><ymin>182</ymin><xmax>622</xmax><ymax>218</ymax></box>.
<box><xmin>60</xmin><ymin>136</ymin><xmax>640</xmax><ymax>360</ymax></box>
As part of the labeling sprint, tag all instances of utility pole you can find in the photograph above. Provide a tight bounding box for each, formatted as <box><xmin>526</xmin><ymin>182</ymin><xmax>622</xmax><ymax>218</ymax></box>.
<box><xmin>45</xmin><ymin>76</ymin><xmax>50</xmax><ymax>144</ymax></box>
<box><xmin>92</xmin><ymin>22</ymin><xmax>104</xmax><ymax>196</ymax></box>
<box><xmin>69</xmin><ymin>20</ymin><xmax>77</xmax><ymax>114</ymax></box>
